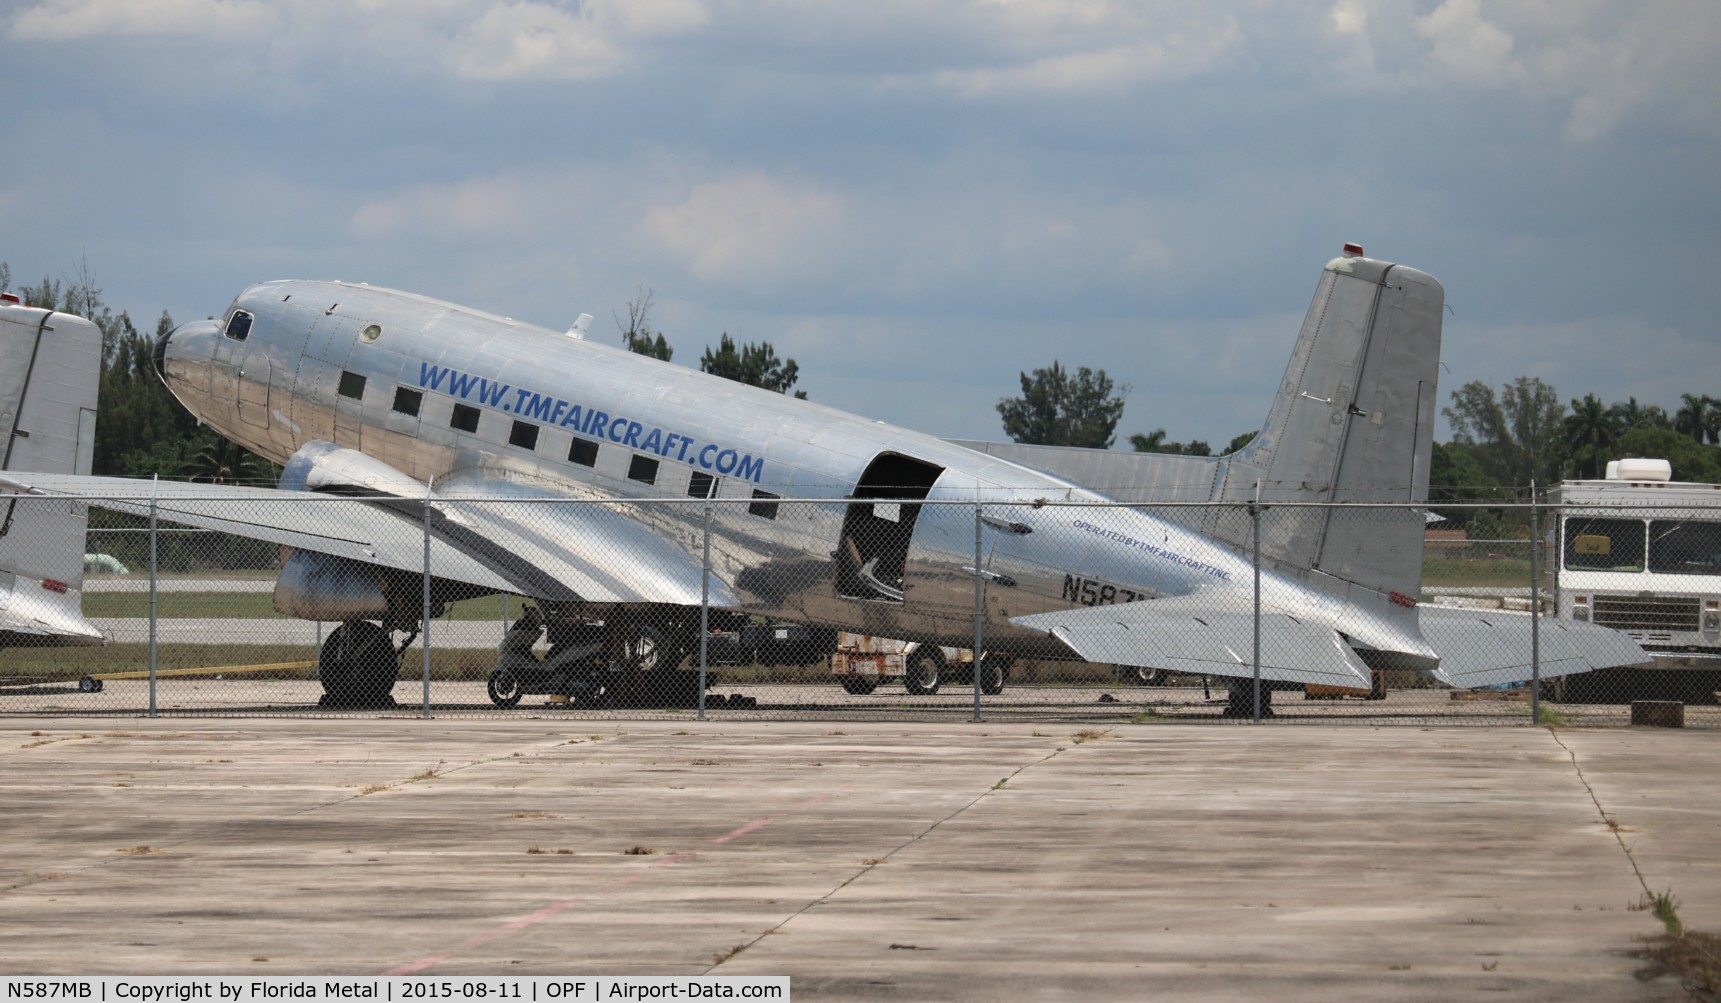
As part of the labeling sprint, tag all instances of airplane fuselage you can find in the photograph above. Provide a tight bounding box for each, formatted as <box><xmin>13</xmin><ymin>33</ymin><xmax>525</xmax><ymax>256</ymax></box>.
<box><xmin>156</xmin><ymin>279</ymin><xmax>1317</xmax><ymax>654</ymax></box>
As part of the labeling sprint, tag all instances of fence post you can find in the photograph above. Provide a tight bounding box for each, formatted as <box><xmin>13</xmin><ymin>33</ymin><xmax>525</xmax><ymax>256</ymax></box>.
<box><xmin>1251</xmin><ymin>497</ymin><xmax>1262</xmax><ymax>724</ymax></box>
<box><xmin>972</xmin><ymin>501</ymin><xmax>984</xmax><ymax>722</ymax></box>
<box><xmin>699</xmin><ymin>501</ymin><xmax>711</xmax><ymax>722</ymax></box>
<box><xmin>148</xmin><ymin>474</ymin><xmax>158</xmax><ymax>718</ymax></box>
<box><xmin>1530</xmin><ymin>483</ymin><xmax>1542</xmax><ymax>725</ymax></box>
<box><xmin>421</xmin><ymin>481</ymin><xmax>432</xmax><ymax>719</ymax></box>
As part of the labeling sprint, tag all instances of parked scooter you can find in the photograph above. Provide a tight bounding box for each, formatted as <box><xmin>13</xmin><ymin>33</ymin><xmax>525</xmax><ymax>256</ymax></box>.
<box><xmin>487</xmin><ymin>604</ymin><xmax>608</xmax><ymax>707</ymax></box>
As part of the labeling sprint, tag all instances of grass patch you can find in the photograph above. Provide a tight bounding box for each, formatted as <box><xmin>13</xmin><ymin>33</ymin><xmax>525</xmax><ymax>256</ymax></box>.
<box><xmin>1071</xmin><ymin>728</ymin><xmax>1108</xmax><ymax>744</ymax></box>
<box><xmin>621</xmin><ymin>846</ymin><xmax>658</xmax><ymax>856</ymax></box>
<box><xmin>0</xmin><ymin>642</ymin><xmax>501</xmax><ymax>682</ymax></box>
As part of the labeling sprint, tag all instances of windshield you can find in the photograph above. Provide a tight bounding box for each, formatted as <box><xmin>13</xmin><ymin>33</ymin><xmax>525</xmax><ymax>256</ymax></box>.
<box><xmin>1563</xmin><ymin>517</ymin><xmax>1645</xmax><ymax>572</ymax></box>
<box><xmin>1648</xmin><ymin>519</ymin><xmax>1721</xmax><ymax>575</ymax></box>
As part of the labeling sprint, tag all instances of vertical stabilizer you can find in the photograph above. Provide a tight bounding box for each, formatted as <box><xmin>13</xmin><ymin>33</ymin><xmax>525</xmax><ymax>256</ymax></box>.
<box><xmin>0</xmin><ymin>299</ymin><xmax>105</xmax><ymax>645</ymax></box>
<box><xmin>1209</xmin><ymin>250</ymin><xmax>1443</xmax><ymax>599</ymax></box>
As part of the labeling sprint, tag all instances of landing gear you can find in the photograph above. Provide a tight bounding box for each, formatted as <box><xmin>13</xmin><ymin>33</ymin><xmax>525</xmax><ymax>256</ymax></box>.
<box><xmin>1119</xmin><ymin>664</ymin><xmax>1167</xmax><ymax>687</ymax></box>
<box><xmin>978</xmin><ymin>654</ymin><xmax>1010</xmax><ymax>696</ymax></box>
<box><xmin>318</xmin><ymin>620</ymin><xmax>399</xmax><ymax>709</ymax></box>
<box><xmin>905</xmin><ymin>646</ymin><xmax>942</xmax><ymax>696</ymax></box>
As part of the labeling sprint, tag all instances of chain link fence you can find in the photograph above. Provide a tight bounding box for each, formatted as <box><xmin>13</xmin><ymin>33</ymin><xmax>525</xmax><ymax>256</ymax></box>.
<box><xmin>4</xmin><ymin>492</ymin><xmax>1718</xmax><ymax>726</ymax></box>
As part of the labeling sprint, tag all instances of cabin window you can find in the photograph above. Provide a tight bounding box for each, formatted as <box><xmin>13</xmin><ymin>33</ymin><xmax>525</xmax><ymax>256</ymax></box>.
<box><xmin>509</xmin><ymin>420</ymin><xmax>539</xmax><ymax>450</ymax></box>
<box><xmin>568</xmin><ymin>438</ymin><xmax>598</xmax><ymax>467</ymax></box>
<box><xmin>628</xmin><ymin>455</ymin><xmax>659</xmax><ymax>485</ymax></box>
<box><xmin>450</xmin><ymin>403</ymin><xmax>480</xmax><ymax>433</ymax></box>
<box><xmin>688</xmin><ymin>472</ymin><xmax>717</xmax><ymax>499</ymax></box>
<box><xmin>223</xmin><ymin>311</ymin><xmax>253</xmax><ymax>342</ymax></box>
<box><xmin>337</xmin><ymin>370</ymin><xmax>366</xmax><ymax>400</ymax></box>
<box><xmin>749</xmin><ymin>489</ymin><xmax>780</xmax><ymax>520</ymax></box>
<box><xmin>391</xmin><ymin>387</ymin><xmax>422</xmax><ymax>416</ymax></box>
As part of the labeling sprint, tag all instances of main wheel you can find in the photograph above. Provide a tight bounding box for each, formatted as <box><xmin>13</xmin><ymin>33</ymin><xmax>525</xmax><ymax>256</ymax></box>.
<box><xmin>978</xmin><ymin>655</ymin><xmax>1009</xmax><ymax>696</ymax></box>
<box><xmin>319</xmin><ymin>621</ymin><xmax>397</xmax><ymax>709</ymax></box>
<box><xmin>841</xmin><ymin>676</ymin><xmax>880</xmax><ymax>696</ymax></box>
<box><xmin>628</xmin><ymin>623</ymin><xmax>678</xmax><ymax>672</ymax></box>
<box><xmin>1119</xmin><ymin>664</ymin><xmax>1166</xmax><ymax>687</ymax></box>
<box><xmin>487</xmin><ymin>667</ymin><xmax>524</xmax><ymax>708</ymax></box>
<box><xmin>904</xmin><ymin>647</ymin><xmax>942</xmax><ymax>696</ymax></box>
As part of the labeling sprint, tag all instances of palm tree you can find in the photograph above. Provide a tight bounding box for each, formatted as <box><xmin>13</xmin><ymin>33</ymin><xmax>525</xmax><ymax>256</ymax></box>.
<box><xmin>1562</xmin><ymin>393</ymin><xmax>1619</xmax><ymax>479</ymax></box>
<box><xmin>1674</xmin><ymin>393</ymin><xmax>1716</xmax><ymax>443</ymax></box>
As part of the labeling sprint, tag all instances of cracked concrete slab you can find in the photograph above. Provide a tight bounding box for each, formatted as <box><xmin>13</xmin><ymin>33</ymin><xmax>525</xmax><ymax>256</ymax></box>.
<box><xmin>0</xmin><ymin>720</ymin><xmax>1707</xmax><ymax>1001</ymax></box>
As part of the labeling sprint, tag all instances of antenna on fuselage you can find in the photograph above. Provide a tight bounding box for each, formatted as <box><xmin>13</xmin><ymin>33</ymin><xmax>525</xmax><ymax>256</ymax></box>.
<box><xmin>566</xmin><ymin>313</ymin><xmax>593</xmax><ymax>339</ymax></box>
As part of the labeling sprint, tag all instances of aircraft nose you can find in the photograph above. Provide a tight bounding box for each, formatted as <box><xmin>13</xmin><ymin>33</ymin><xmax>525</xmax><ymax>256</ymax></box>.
<box><xmin>152</xmin><ymin>324</ymin><xmax>173</xmax><ymax>384</ymax></box>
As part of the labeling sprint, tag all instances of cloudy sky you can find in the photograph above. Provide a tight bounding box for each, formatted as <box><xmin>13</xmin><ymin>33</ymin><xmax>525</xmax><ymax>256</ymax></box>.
<box><xmin>3</xmin><ymin>0</ymin><xmax>1717</xmax><ymax>447</ymax></box>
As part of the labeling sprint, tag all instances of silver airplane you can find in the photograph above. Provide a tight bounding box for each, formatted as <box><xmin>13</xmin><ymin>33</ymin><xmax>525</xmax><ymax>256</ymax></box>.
<box><xmin>3</xmin><ymin>245</ymin><xmax>1645</xmax><ymax>708</ymax></box>
<box><xmin>0</xmin><ymin>292</ymin><xmax>105</xmax><ymax>647</ymax></box>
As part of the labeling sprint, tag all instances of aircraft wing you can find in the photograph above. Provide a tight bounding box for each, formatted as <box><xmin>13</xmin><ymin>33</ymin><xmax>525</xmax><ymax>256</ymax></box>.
<box><xmin>1010</xmin><ymin>597</ymin><xmax>1376</xmax><ymax>687</ymax></box>
<box><xmin>3</xmin><ymin>473</ymin><xmax>734</xmax><ymax>607</ymax></box>
<box><xmin>1416</xmin><ymin>605</ymin><xmax>1653</xmax><ymax>688</ymax></box>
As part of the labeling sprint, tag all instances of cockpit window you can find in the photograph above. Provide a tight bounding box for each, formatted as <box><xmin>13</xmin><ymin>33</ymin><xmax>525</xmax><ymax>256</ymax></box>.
<box><xmin>224</xmin><ymin>310</ymin><xmax>253</xmax><ymax>342</ymax></box>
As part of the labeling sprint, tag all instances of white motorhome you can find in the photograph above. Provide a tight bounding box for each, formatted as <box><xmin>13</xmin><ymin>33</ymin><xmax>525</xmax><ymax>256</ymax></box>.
<box><xmin>1551</xmin><ymin>458</ymin><xmax>1721</xmax><ymax>696</ymax></box>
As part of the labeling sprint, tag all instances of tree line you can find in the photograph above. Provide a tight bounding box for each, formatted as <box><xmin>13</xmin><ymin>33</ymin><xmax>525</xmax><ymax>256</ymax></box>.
<box><xmin>995</xmin><ymin>359</ymin><xmax>1721</xmax><ymax>532</ymax></box>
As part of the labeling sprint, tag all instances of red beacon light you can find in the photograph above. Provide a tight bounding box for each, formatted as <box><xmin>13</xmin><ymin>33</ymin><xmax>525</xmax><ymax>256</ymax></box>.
<box><xmin>0</xmin><ymin>292</ymin><xmax>19</xmax><ymax>304</ymax></box>
<box><xmin>1341</xmin><ymin>242</ymin><xmax>1365</xmax><ymax>258</ymax></box>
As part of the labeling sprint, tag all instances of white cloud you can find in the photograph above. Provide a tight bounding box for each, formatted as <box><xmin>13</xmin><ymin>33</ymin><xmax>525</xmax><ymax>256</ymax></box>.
<box><xmin>449</xmin><ymin>3</ymin><xmax>618</xmax><ymax>81</ymax></box>
<box><xmin>9</xmin><ymin>0</ymin><xmax>277</xmax><ymax>40</ymax></box>
<box><xmin>1413</xmin><ymin>0</ymin><xmax>1523</xmax><ymax>87</ymax></box>
<box><xmin>930</xmin><ymin>28</ymin><xmax>1242</xmax><ymax>97</ymax></box>
<box><xmin>641</xmin><ymin>173</ymin><xmax>845</xmax><ymax>288</ymax></box>
<box><xmin>9</xmin><ymin>0</ymin><xmax>710</xmax><ymax>82</ymax></box>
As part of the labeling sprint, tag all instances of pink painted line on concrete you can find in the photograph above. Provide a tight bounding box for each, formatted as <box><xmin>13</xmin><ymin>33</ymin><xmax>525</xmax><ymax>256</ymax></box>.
<box><xmin>384</xmin><ymin>797</ymin><xmax>830</xmax><ymax>975</ymax></box>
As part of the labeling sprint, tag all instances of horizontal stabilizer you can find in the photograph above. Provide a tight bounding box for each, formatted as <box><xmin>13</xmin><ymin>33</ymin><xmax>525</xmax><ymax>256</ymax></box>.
<box><xmin>0</xmin><ymin>571</ymin><xmax>104</xmax><ymax>645</ymax></box>
<box><xmin>1417</xmin><ymin>606</ymin><xmax>1652</xmax><ymax>688</ymax></box>
<box><xmin>1011</xmin><ymin>598</ymin><xmax>1374</xmax><ymax>687</ymax></box>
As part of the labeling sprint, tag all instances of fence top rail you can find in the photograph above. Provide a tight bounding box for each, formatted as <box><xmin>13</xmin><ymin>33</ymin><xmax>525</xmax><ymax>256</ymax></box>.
<box><xmin>16</xmin><ymin>488</ymin><xmax>1721</xmax><ymax>514</ymax></box>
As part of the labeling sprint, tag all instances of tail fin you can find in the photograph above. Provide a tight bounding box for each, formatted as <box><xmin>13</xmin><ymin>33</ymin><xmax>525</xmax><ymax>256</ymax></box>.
<box><xmin>1208</xmin><ymin>249</ymin><xmax>1443</xmax><ymax>598</ymax></box>
<box><xmin>947</xmin><ymin>246</ymin><xmax>1443</xmax><ymax>600</ymax></box>
<box><xmin>0</xmin><ymin>298</ymin><xmax>105</xmax><ymax>645</ymax></box>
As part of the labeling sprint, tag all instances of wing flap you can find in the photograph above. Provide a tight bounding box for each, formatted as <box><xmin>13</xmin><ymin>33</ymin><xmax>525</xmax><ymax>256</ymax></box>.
<box><xmin>1417</xmin><ymin>606</ymin><xmax>1652</xmax><ymax>688</ymax></box>
<box><xmin>1012</xmin><ymin>600</ymin><xmax>1374</xmax><ymax>686</ymax></box>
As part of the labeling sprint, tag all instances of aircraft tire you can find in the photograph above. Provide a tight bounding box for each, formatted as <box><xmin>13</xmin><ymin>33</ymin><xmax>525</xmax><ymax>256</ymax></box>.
<box><xmin>979</xmin><ymin>655</ymin><xmax>1009</xmax><ymax>696</ymax></box>
<box><xmin>629</xmin><ymin>624</ymin><xmax>674</xmax><ymax>672</ymax></box>
<box><xmin>319</xmin><ymin>621</ymin><xmax>397</xmax><ymax>709</ymax></box>
<box><xmin>904</xmin><ymin>648</ymin><xmax>942</xmax><ymax>696</ymax></box>
<box><xmin>840</xmin><ymin>677</ymin><xmax>880</xmax><ymax>696</ymax></box>
<box><xmin>1120</xmin><ymin>664</ymin><xmax>1166</xmax><ymax>687</ymax></box>
<box><xmin>487</xmin><ymin>667</ymin><xmax>524</xmax><ymax>708</ymax></box>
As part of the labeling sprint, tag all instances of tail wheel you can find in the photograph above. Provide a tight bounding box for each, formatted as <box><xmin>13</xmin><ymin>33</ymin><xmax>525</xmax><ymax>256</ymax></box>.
<box><xmin>487</xmin><ymin>667</ymin><xmax>524</xmax><ymax>708</ymax></box>
<box><xmin>905</xmin><ymin>647</ymin><xmax>942</xmax><ymax>696</ymax></box>
<box><xmin>319</xmin><ymin>621</ymin><xmax>398</xmax><ymax>709</ymax></box>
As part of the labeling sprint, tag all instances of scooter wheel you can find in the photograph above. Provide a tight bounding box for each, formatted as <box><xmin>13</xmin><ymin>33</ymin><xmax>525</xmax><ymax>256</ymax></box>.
<box><xmin>487</xmin><ymin>667</ymin><xmax>524</xmax><ymax>708</ymax></box>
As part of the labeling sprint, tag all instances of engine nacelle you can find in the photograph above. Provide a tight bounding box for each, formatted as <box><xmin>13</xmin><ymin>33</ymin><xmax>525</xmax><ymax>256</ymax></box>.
<box><xmin>279</xmin><ymin>439</ymin><xmax>427</xmax><ymax>497</ymax></box>
<box><xmin>273</xmin><ymin>549</ymin><xmax>390</xmax><ymax>621</ymax></box>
